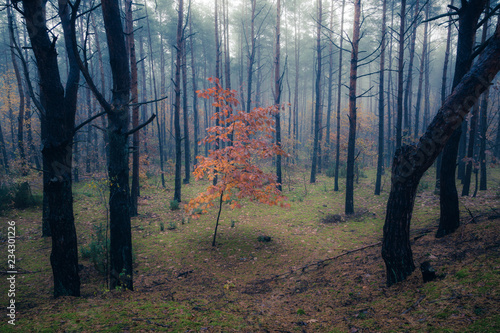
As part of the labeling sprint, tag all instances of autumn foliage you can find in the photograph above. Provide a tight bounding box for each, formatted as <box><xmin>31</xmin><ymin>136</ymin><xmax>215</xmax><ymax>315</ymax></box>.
<box><xmin>187</xmin><ymin>78</ymin><xmax>289</xmax><ymax>218</ymax></box>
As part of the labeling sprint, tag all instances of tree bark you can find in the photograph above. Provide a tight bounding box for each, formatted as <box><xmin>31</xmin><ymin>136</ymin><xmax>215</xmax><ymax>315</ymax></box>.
<box><xmin>404</xmin><ymin>0</ymin><xmax>419</xmax><ymax>138</ymax></box>
<box><xmin>438</xmin><ymin>0</ymin><xmax>486</xmax><ymax>238</ymax></box>
<box><xmin>310</xmin><ymin>0</ymin><xmax>322</xmax><ymax>184</ymax></box>
<box><xmin>335</xmin><ymin>0</ymin><xmax>346</xmax><ymax>192</ymax></box>
<box><xmin>436</xmin><ymin>0</ymin><xmax>454</xmax><ymax>193</ymax></box>
<box><xmin>383</xmin><ymin>19</ymin><xmax>500</xmax><ymax>286</ymax></box>
<box><xmin>174</xmin><ymin>0</ymin><xmax>184</xmax><ymax>202</ymax></box>
<box><xmin>246</xmin><ymin>0</ymin><xmax>257</xmax><ymax>113</ymax></box>
<box><xmin>7</xmin><ymin>3</ymin><xmax>27</xmax><ymax>175</ymax></box>
<box><xmin>189</xmin><ymin>8</ymin><xmax>200</xmax><ymax>166</ymax></box>
<box><xmin>375</xmin><ymin>0</ymin><xmax>387</xmax><ymax>195</ymax></box>
<box><xmin>23</xmin><ymin>0</ymin><xmax>81</xmax><ymax>297</ymax></box>
<box><xmin>275</xmin><ymin>0</ymin><xmax>282</xmax><ymax>191</ymax></box>
<box><xmin>414</xmin><ymin>3</ymin><xmax>428</xmax><ymax>139</ymax></box>
<box><xmin>99</xmin><ymin>0</ymin><xmax>134</xmax><ymax>290</ymax></box>
<box><xmin>125</xmin><ymin>0</ymin><xmax>140</xmax><ymax>217</ymax></box>
<box><xmin>182</xmin><ymin>16</ymin><xmax>190</xmax><ymax>184</ymax></box>
<box><xmin>396</xmin><ymin>0</ymin><xmax>406</xmax><ymax>149</ymax></box>
<box><xmin>345</xmin><ymin>0</ymin><xmax>361</xmax><ymax>215</ymax></box>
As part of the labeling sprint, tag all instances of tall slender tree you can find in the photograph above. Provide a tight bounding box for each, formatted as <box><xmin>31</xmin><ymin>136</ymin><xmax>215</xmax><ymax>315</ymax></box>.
<box><xmin>274</xmin><ymin>0</ymin><xmax>283</xmax><ymax>191</ymax></box>
<box><xmin>310</xmin><ymin>0</ymin><xmax>323</xmax><ymax>183</ymax></box>
<box><xmin>345</xmin><ymin>0</ymin><xmax>361</xmax><ymax>214</ymax></box>
<box><xmin>396</xmin><ymin>0</ymin><xmax>406</xmax><ymax>148</ymax></box>
<box><xmin>375</xmin><ymin>0</ymin><xmax>387</xmax><ymax>195</ymax></box>
<box><xmin>335</xmin><ymin>0</ymin><xmax>346</xmax><ymax>192</ymax></box>
<box><xmin>174</xmin><ymin>0</ymin><xmax>184</xmax><ymax>201</ymax></box>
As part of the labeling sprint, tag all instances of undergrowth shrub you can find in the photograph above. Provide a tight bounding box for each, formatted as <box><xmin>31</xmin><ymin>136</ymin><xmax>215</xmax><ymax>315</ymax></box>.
<box><xmin>170</xmin><ymin>199</ymin><xmax>180</xmax><ymax>211</ymax></box>
<box><xmin>81</xmin><ymin>223</ymin><xmax>109</xmax><ymax>275</ymax></box>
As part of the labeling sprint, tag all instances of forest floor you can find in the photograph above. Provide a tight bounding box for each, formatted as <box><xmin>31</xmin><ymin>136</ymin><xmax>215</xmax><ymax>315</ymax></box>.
<box><xmin>0</xmin><ymin>166</ymin><xmax>499</xmax><ymax>332</ymax></box>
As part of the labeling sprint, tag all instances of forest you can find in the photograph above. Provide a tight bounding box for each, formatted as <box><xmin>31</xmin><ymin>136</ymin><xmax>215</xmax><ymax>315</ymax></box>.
<box><xmin>0</xmin><ymin>0</ymin><xmax>499</xmax><ymax>331</ymax></box>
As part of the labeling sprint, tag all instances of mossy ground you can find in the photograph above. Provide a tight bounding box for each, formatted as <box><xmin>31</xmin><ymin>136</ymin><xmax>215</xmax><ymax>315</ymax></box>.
<box><xmin>0</xmin><ymin>166</ymin><xmax>499</xmax><ymax>332</ymax></box>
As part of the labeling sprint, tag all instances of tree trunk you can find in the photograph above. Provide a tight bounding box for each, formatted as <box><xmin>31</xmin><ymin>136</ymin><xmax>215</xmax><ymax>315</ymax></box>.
<box><xmin>189</xmin><ymin>9</ymin><xmax>200</xmax><ymax>166</ymax></box>
<box><xmin>335</xmin><ymin>0</ymin><xmax>346</xmax><ymax>192</ymax></box>
<box><xmin>383</xmin><ymin>20</ymin><xmax>500</xmax><ymax>285</ymax></box>
<box><xmin>414</xmin><ymin>4</ymin><xmax>428</xmax><ymax>138</ymax></box>
<box><xmin>7</xmin><ymin>4</ymin><xmax>27</xmax><ymax>175</ymax></box>
<box><xmin>462</xmin><ymin>101</ymin><xmax>479</xmax><ymax>196</ymax></box>
<box><xmin>345</xmin><ymin>0</ymin><xmax>361</xmax><ymax>215</ymax></box>
<box><xmin>23</xmin><ymin>0</ymin><xmax>81</xmax><ymax>297</ymax></box>
<box><xmin>174</xmin><ymin>0</ymin><xmax>184</xmax><ymax>202</ymax></box>
<box><xmin>246</xmin><ymin>0</ymin><xmax>256</xmax><ymax>113</ymax></box>
<box><xmin>375</xmin><ymin>0</ymin><xmax>387</xmax><ymax>195</ymax></box>
<box><xmin>125</xmin><ymin>0</ymin><xmax>140</xmax><ymax>217</ymax></box>
<box><xmin>438</xmin><ymin>0</ymin><xmax>486</xmax><ymax>239</ymax></box>
<box><xmin>479</xmin><ymin>1</ymin><xmax>490</xmax><ymax>191</ymax></box>
<box><xmin>182</xmin><ymin>21</ymin><xmax>190</xmax><ymax>184</ymax></box>
<box><xmin>275</xmin><ymin>0</ymin><xmax>282</xmax><ymax>191</ymax></box>
<box><xmin>396</xmin><ymin>0</ymin><xmax>406</xmax><ymax>149</ymax></box>
<box><xmin>310</xmin><ymin>0</ymin><xmax>322</xmax><ymax>184</ymax></box>
<box><xmin>99</xmin><ymin>0</ymin><xmax>134</xmax><ymax>290</ymax></box>
<box><xmin>404</xmin><ymin>0</ymin><xmax>419</xmax><ymax>138</ymax></box>
<box><xmin>436</xmin><ymin>0</ymin><xmax>454</xmax><ymax>193</ymax></box>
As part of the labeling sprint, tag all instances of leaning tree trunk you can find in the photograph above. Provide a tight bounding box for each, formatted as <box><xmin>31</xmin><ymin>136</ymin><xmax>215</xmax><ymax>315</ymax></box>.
<box><xmin>382</xmin><ymin>20</ymin><xmax>500</xmax><ymax>286</ymax></box>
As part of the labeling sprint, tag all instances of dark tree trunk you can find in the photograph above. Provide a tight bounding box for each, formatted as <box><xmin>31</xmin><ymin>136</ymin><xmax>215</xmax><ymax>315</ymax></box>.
<box><xmin>324</xmin><ymin>1</ymin><xmax>334</xmax><ymax>171</ymax></box>
<box><xmin>246</xmin><ymin>0</ymin><xmax>256</xmax><ymax>113</ymax></box>
<box><xmin>415</xmin><ymin>4</ymin><xmax>428</xmax><ymax>139</ymax></box>
<box><xmin>0</xmin><ymin>121</ymin><xmax>8</xmax><ymax>173</ymax></box>
<box><xmin>396</xmin><ymin>0</ymin><xmax>406</xmax><ymax>149</ymax></box>
<box><xmin>462</xmin><ymin>102</ymin><xmax>479</xmax><ymax>196</ymax></box>
<box><xmin>310</xmin><ymin>0</ymin><xmax>322</xmax><ymax>184</ymax></box>
<box><xmin>404</xmin><ymin>0</ymin><xmax>419</xmax><ymax>138</ymax></box>
<box><xmin>383</xmin><ymin>21</ymin><xmax>500</xmax><ymax>285</ymax></box>
<box><xmin>99</xmin><ymin>0</ymin><xmax>134</xmax><ymax>290</ymax></box>
<box><xmin>174</xmin><ymin>0</ymin><xmax>184</xmax><ymax>202</ymax></box>
<box><xmin>345</xmin><ymin>0</ymin><xmax>361</xmax><ymax>215</ymax></box>
<box><xmin>7</xmin><ymin>4</ymin><xmax>27</xmax><ymax>175</ymax></box>
<box><xmin>189</xmin><ymin>9</ymin><xmax>200</xmax><ymax>166</ymax></box>
<box><xmin>23</xmin><ymin>0</ymin><xmax>81</xmax><ymax>297</ymax></box>
<box><xmin>335</xmin><ymin>0</ymin><xmax>346</xmax><ymax>192</ymax></box>
<box><xmin>125</xmin><ymin>0</ymin><xmax>140</xmax><ymax>217</ymax></box>
<box><xmin>479</xmin><ymin>1</ymin><xmax>490</xmax><ymax>191</ymax></box>
<box><xmin>436</xmin><ymin>0</ymin><xmax>454</xmax><ymax>193</ymax></box>
<box><xmin>438</xmin><ymin>0</ymin><xmax>487</xmax><ymax>238</ymax></box>
<box><xmin>375</xmin><ymin>0</ymin><xmax>387</xmax><ymax>196</ymax></box>
<box><xmin>275</xmin><ymin>0</ymin><xmax>282</xmax><ymax>191</ymax></box>
<box><xmin>182</xmin><ymin>24</ymin><xmax>190</xmax><ymax>184</ymax></box>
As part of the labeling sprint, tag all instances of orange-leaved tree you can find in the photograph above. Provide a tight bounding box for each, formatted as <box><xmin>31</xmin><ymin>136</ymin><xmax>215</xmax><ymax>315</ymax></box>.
<box><xmin>187</xmin><ymin>78</ymin><xmax>289</xmax><ymax>246</ymax></box>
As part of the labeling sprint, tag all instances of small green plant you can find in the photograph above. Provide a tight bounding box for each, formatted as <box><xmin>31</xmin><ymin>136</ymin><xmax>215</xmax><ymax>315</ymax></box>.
<box><xmin>167</xmin><ymin>221</ymin><xmax>177</xmax><ymax>230</ymax></box>
<box><xmin>159</xmin><ymin>222</ymin><xmax>165</xmax><ymax>231</ymax></box>
<box><xmin>296</xmin><ymin>309</ymin><xmax>306</xmax><ymax>315</ymax></box>
<box><xmin>258</xmin><ymin>235</ymin><xmax>271</xmax><ymax>242</ymax></box>
<box><xmin>455</xmin><ymin>268</ymin><xmax>469</xmax><ymax>280</ymax></box>
<box><xmin>80</xmin><ymin>223</ymin><xmax>109</xmax><ymax>275</ymax></box>
<box><xmin>170</xmin><ymin>199</ymin><xmax>180</xmax><ymax>211</ymax></box>
<box><xmin>230</xmin><ymin>220</ymin><xmax>236</xmax><ymax>228</ymax></box>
